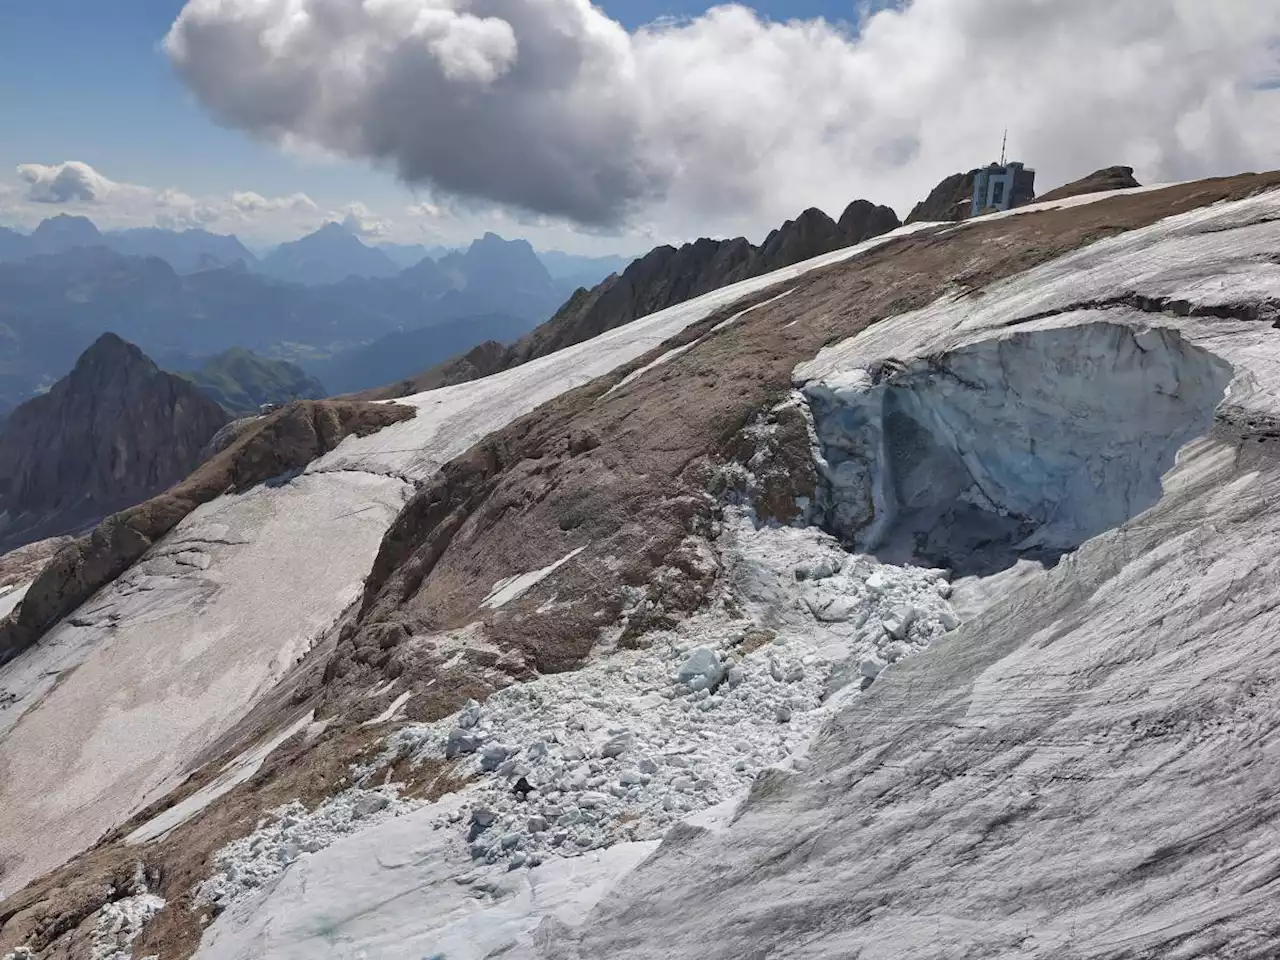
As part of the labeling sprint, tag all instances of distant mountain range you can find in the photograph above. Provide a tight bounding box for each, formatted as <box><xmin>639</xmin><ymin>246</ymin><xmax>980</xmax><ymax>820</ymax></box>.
<box><xmin>258</xmin><ymin>221</ymin><xmax>402</xmax><ymax>284</ymax></box>
<box><xmin>0</xmin><ymin>214</ymin><xmax>633</xmax><ymax>290</ymax></box>
<box><xmin>0</xmin><ymin>221</ymin><xmax>588</xmax><ymax>415</ymax></box>
<box><xmin>0</xmin><ymin>199</ymin><xmax>915</xmax><ymax>416</ymax></box>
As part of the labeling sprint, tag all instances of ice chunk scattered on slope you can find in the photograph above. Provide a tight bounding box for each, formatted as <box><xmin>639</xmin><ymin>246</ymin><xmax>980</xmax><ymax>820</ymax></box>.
<box><xmin>89</xmin><ymin>892</ymin><xmax>166</xmax><ymax>960</ymax></box>
<box><xmin>191</xmin><ymin>510</ymin><xmax>962</xmax><ymax>959</ymax></box>
<box><xmin>340</xmin><ymin>511</ymin><xmax>958</xmax><ymax>872</ymax></box>
<box><xmin>194</xmin><ymin>787</ymin><xmax>417</xmax><ymax>909</ymax></box>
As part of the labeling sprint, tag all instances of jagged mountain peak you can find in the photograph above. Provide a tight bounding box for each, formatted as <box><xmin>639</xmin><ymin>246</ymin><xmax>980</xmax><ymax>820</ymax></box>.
<box><xmin>259</xmin><ymin>220</ymin><xmax>400</xmax><ymax>284</ymax></box>
<box><xmin>0</xmin><ymin>334</ymin><xmax>228</xmax><ymax>551</ymax></box>
<box><xmin>28</xmin><ymin>213</ymin><xmax>105</xmax><ymax>254</ymax></box>
<box><xmin>71</xmin><ymin>330</ymin><xmax>151</xmax><ymax>370</ymax></box>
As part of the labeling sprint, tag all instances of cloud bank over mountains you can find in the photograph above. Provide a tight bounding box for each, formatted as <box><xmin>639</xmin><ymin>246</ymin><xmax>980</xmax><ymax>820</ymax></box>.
<box><xmin>163</xmin><ymin>0</ymin><xmax>1280</xmax><ymax>237</ymax></box>
<box><xmin>6</xmin><ymin>161</ymin><xmax>321</xmax><ymax>236</ymax></box>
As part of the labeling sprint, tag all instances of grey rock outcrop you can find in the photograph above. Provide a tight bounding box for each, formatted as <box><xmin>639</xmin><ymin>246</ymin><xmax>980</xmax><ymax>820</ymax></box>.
<box><xmin>1038</xmin><ymin>165</ymin><xmax>1142</xmax><ymax>204</ymax></box>
<box><xmin>0</xmin><ymin>333</ymin><xmax>229</xmax><ymax>551</ymax></box>
<box><xmin>905</xmin><ymin>171</ymin><xmax>978</xmax><ymax>223</ymax></box>
<box><xmin>838</xmin><ymin>199</ymin><xmax>904</xmax><ymax>244</ymax></box>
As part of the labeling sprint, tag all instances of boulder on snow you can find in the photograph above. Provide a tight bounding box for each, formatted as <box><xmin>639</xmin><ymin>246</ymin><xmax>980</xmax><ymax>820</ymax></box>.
<box><xmin>676</xmin><ymin>647</ymin><xmax>725</xmax><ymax>691</ymax></box>
<box><xmin>601</xmin><ymin>731</ymin><xmax>636</xmax><ymax>759</ymax></box>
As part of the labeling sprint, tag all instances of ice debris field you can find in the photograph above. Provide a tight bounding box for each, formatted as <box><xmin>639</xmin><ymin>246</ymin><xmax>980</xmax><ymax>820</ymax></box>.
<box><xmin>191</xmin><ymin>511</ymin><xmax>961</xmax><ymax>958</ymax></box>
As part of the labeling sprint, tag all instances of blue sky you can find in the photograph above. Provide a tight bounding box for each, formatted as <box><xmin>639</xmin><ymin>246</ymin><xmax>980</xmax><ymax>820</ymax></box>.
<box><xmin>0</xmin><ymin>1</ymin><xmax>866</xmax><ymax>248</ymax></box>
<box><xmin>1</xmin><ymin>1</ymin><xmax>1275</xmax><ymax>252</ymax></box>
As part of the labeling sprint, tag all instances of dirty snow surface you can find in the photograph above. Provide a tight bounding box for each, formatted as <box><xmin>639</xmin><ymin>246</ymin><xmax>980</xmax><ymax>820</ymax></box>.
<box><xmin>0</xmin><ymin>473</ymin><xmax>410</xmax><ymax>897</ymax></box>
<box><xmin>510</xmin><ymin>190</ymin><xmax>1280</xmax><ymax>959</ymax></box>
<box><xmin>0</xmin><ymin>582</ymin><xmax>29</xmax><ymax>621</ymax></box>
<box><xmin>0</xmin><ymin>222</ymin><xmax>930</xmax><ymax>897</ymax></box>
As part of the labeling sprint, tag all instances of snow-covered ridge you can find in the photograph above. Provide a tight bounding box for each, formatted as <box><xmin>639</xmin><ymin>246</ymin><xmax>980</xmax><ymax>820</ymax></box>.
<box><xmin>796</xmin><ymin>187</ymin><xmax>1280</xmax><ymax>392</ymax></box>
<box><xmin>306</xmin><ymin>223</ymin><xmax>937</xmax><ymax>483</ymax></box>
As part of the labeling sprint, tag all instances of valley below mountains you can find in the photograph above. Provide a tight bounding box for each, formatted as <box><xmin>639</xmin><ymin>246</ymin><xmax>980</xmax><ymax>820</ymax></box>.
<box><xmin>4</xmin><ymin>169</ymin><xmax>1280</xmax><ymax>960</ymax></box>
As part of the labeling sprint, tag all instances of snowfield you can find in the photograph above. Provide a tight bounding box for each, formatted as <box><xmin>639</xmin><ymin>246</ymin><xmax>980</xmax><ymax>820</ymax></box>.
<box><xmin>0</xmin><ymin>583</ymin><xmax>29</xmax><ymax>622</ymax></box>
<box><xmin>0</xmin><ymin>472</ymin><xmax>411</xmax><ymax>897</ymax></box>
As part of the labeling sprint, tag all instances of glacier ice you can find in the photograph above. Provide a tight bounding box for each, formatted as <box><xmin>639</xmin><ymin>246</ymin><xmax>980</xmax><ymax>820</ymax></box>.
<box><xmin>804</xmin><ymin>322</ymin><xmax>1233</xmax><ymax>574</ymax></box>
<box><xmin>508</xmin><ymin>184</ymin><xmax>1280</xmax><ymax>960</ymax></box>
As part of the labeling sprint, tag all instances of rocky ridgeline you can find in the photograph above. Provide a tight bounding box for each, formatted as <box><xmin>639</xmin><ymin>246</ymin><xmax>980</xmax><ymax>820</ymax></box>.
<box><xmin>193</xmin><ymin>516</ymin><xmax>960</xmax><ymax>907</ymax></box>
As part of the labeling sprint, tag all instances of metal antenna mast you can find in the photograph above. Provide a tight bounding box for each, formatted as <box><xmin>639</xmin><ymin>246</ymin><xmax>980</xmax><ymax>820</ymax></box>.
<box><xmin>1000</xmin><ymin>129</ymin><xmax>1008</xmax><ymax>166</ymax></box>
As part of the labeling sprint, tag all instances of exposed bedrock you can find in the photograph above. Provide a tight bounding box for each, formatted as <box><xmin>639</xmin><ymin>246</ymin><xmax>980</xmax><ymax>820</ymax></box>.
<box><xmin>803</xmin><ymin>321</ymin><xmax>1233</xmax><ymax>575</ymax></box>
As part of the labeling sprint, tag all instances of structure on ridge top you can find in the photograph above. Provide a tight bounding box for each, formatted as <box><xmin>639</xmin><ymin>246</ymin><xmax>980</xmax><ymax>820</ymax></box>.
<box><xmin>971</xmin><ymin>131</ymin><xmax>1036</xmax><ymax>216</ymax></box>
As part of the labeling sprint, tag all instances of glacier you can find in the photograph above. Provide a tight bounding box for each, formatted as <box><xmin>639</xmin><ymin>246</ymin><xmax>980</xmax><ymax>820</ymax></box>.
<box><xmin>510</xmin><ymin>188</ymin><xmax>1280</xmax><ymax>959</ymax></box>
<box><xmin>5</xmin><ymin>181</ymin><xmax>1279</xmax><ymax>958</ymax></box>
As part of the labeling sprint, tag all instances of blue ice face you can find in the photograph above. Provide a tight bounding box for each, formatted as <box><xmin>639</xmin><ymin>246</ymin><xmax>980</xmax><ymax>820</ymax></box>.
<box><xmin>805</xmin><ymin>321</ymin><xmax>1233</xmax><ymax>572</ymax></box>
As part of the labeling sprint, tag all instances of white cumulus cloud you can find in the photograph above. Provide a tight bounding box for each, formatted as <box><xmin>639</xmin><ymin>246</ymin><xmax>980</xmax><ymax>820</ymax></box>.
<box><xmin>4</xmin><ymin>161</ymin><xmax>329</xmax><ymax>239</ymax></box>
<box><xmin>231</xmin><ymin>190</ymin><xmax>318</xmax><ymax>214</ymax></box>
<box><xmin>164</xmin><ymin>0</ymin><xmax>1280</xmax><ymax>236</ymax></box>
<box><xmin>16</xmin><ymin>161</ymin><xmax>121</xmax><ymax>204</ymax></box>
